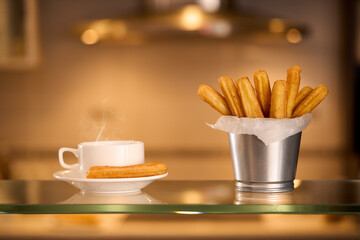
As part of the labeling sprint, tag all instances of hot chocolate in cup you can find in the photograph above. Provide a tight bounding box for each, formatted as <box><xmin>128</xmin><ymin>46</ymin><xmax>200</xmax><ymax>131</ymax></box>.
<box><xmin>58</xmin><ymin>141</ymin><xmax>144</xmax><ymax>177</ymax></box>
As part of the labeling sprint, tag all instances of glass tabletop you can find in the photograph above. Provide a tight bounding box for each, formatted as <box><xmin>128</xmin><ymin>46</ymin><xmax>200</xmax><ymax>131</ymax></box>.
<box><xmin>1</xmin><ymin>179</ymin><xmax>360</xmax><ymax>214</ymax></box>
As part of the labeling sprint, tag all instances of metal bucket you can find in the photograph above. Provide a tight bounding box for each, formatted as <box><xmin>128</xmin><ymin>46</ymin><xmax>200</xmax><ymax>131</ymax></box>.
<box><xmin>228</xmin><ymin>132</ymin><xmax>302</xmax><ymax>193</ymax></box>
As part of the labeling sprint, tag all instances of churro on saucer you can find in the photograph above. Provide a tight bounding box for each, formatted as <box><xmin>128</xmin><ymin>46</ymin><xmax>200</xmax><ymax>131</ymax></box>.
<box><xmin>87</xmin><ymin>161</ymin><xmax>168</xmax><ymax>179</ymax></box>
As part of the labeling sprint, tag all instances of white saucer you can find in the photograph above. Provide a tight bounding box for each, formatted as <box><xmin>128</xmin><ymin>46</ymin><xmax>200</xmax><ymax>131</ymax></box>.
<box><xmin>53</xmin><ymin>169</ymin><xmax>168</xmax><ymax>194</ymax></box>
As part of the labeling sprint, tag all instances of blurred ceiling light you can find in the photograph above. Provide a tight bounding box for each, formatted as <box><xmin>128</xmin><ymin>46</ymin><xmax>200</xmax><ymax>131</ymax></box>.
<box><xmin>74</xmin><ymin>3</ymin><xmax>307</xmax><ymax>45</ymax></box>
<box><xmin>286</xmin><ymin>28</ymin><xmax>302</xmax><ymax>43</ymax></box>
<box><xmin>81</xmin><ymin>29</ymin><xmax>99</xmax><ymax>45</ymax></box>
<box><xmin>211</xmin><ymin>20</ymin><xmax>232</xmax><ymax>38</ymax></box>
<box><xmin>197</xmin><ymin>0</ymin><xmax>221</xmax><ymax>13</ymax></box>
<box><xmin>269</xmin><ymin>18</ymin><xmax>285</xmax><ymax>33</ymax></box>
<box><xmin>109</xmin><ymin>21</ymin><xmax>127</xmax><ymax>40</ymax></box>
<box><xmin>89</xmin><ymin>19</ymin><xmax>127</xmax><ymax>40</ymax></box>
<box><xmin>180</xmin><ymin>5</ymin><xmax>204</xmax><ymax>31</ymax></box>
<box><xmin>90</xmin><ymin>19</ymin><xmax>111</xmax><ymax>36</ymax></box>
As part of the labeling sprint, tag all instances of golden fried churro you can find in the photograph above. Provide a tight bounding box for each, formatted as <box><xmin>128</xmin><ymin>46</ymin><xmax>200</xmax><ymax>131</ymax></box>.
<box><xmin>253</xmin><ymin>70</ymin><xmax>271</xmax><ymax>117</ymax></box>
<box><xmin>236</xmin><ymin>77</ymin><xmax>264</xmax><ymax>118</ymax></box>
<box><xmin>86</xmin><ymin>161</ymin><xmax>168</xmax><ymax>179</ymax></box>
<box><xmin>218</xmin><ymin>76</ymin><xmax>244</xmax><ymax>118</ymax></box>
<box><xmin>292</xmin><ymin>84</ymin><xmax>329</xmax><ymax>117</ymax></box>
<box><xmin>198</xmin><ymin>84</ymin><xmax>231</xmax><ymax>115</ymax></box>
<box><xmin>286</xmin><ymin>65</ymin><xmax>301</xmax><ymax>118</ymax></box>
<box><xmin>270</xmin><ymin>80</ymin><xmax>288</xmax><ymax>119</ymax></box>
<box><xmin>294</xmin><ymin>86</ymin><xmax>313</xmax><ymax>109</ymax></box>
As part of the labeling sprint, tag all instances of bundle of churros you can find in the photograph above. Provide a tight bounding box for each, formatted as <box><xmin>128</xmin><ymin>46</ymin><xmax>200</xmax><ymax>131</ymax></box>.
<box><xmin>198</xmin><ymin>65</ymin><xmax>328</xmax><ymax>119</ymax></box>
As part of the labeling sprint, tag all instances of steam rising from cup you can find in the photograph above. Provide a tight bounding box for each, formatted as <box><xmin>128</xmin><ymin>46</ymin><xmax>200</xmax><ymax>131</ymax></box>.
<box><xmin>95</xmin><ymin>99</ymin><xmax>108</xmax><ymax>141</ymax></box>
<box><xmin>78</xmin><ymin>98</ymin><xmax>126</xmax><ymax>142</ymax></box>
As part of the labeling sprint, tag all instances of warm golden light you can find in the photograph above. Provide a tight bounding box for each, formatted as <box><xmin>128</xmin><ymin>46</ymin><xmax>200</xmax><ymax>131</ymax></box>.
<box><xmin>211</xmin><ymin>20</ymin><xmax>232</xmax><ymax>38</ymax></box>
<box><xmin>111</xmin><ymin>21</ymin><xmax>127</xmax><ymax>40</ymax></box>
<box><xmin>294</xmin><ymin>179</ymin><xmax>302</xmax><ymax>189</ymax></box>
<box><xmin>198</xmin><ymin>0</ymin><xmax>221</xmax><ymax>12</ymax></box>
<box><xmin>182</xmin><ymin>190</ymin><xmax>204</xmax><ymax>203</ymax></box>
<box><xmin>81</xmin><ymin>29</ymin><xmax>99</xmax><ymax>45</ymax></box>
<box><xmin>180</xmin><ymin>5</ymin><xmax>204</xmax><ymax>31</ymax></box>
<box><xmin>90</xmin><ymin>19</ymin><xmax>110</xmax><ymax>36</ymax></box>
<box><xmin>89</xmin><ymin>19</ymin><xmax>127</xmax><ymax>40</ymax></box>
<box><xmin>286</xmin><ymin>28</ymin><xmax>302</xmax><ymax>43</ymax></box>
<box><xmin>269</xmin><ymin>18</ymin><xmax>285</xmax><ymax>33</ymax></box>
<box><xmin>175</xmin><ymin>211</ymin><xmax>204</xmax><ymax>215</ymax></box>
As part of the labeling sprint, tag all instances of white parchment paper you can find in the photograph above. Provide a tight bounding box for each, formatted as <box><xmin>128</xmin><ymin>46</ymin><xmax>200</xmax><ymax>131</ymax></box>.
<box><xmin>207</xmin><ymin>113</ymin><xmax>312</xmax><ymax>145</ymax></box>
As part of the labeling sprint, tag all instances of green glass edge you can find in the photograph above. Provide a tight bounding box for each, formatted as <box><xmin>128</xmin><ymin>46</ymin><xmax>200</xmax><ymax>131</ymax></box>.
<box><xmin>1</xmin><ymin>204</ymin><xmax>360</xmax><ymax>214</ymax></box>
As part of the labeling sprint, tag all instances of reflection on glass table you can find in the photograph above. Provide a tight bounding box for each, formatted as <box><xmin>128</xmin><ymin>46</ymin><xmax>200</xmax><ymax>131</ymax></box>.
<box><xmin>61</xmin><ymin>191</ymin><xmax>164</xmax><ymax>204</ymax></box>
<box><xmin>1</xmin><ymin>180</ymin><xmax>360</xmax><ymax>214</ymax></box>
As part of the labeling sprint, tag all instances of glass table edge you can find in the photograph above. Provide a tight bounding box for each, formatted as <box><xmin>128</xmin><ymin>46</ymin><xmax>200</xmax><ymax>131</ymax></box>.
<box><xmin>1</xmin><ymin>204</ymin><xmax>360</xmax><ymax>214</ymax></box>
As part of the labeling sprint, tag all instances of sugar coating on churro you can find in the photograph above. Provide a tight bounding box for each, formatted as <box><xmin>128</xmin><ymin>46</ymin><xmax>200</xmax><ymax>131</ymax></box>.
<box><xmin>86</xmin><ymin>161</ymin><xmax>168</xmax><ymax>179</ymax></box>
<box><xmin>294</xmin><ymin>86</ymin><xmax>313</xmax><ymax>109</ymax></box>
<box><xmin>218</xmin><ymin>76</ymin><xmax>244</xmax><ymax>118</ymax></box>
<box><xmin>270</xmin><ymin>80</ymin><xmax>287</xmax><ymax>119</ymax></box>
<box><xmin>236</xmin><ymin>77</ymin><xmax>264</xmax><ymax>118</ymax></box>
<box><xmin>198</xmin><ymin>84</ymin><xmax>231</xmax><ymax>115</ymax></box>
<box><xmin>286</xmin><ymin>65</ymin><xmax>301</xmax><ymax>118</ymax></box>
<box><xmin>292</xmin><ymin>84</ymin><xmax>329</xmax><ymax>117</ymax></box>
<box><xmin>254</xmin><ymin>70</ymin><xmax>271</xmax><ymax>117</ymax></box>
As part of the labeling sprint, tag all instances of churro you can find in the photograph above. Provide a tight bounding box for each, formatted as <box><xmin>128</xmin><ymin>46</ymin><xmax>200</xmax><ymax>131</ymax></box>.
<box><xmin>86</xmin><ymin>161</ymin><xmax>168</xmax><ymax>179</ymax></box>
<box><xmin>292</xmin><ymin>84</ymin><xmax>329</xmax><ymax>117</ymax></box>
<box><xmin>218</xmin><ymin>76</ymin><xmax>244</xmax><ymax>118</ymax></box>
<box><xmin>286</xmin><ymin>65</ymin><xmax>301</xmax><ymax>118</ymax></box>
<box><xmin>253</xmin><ymin>70</ymin><xmax>271</xmax><ymax>117</ymax></box>
<box><xmin>294</xmin><ymin>86</ymin><xmax>313</xmax><ymax>109</ymax></box>
<box><xmin>198</xmin><ymin>84</ymin><xmax>231</xmax><ymax>115</ymax></box>
<box><xmin>270</xmin><ymin>80</ymin><xmax>287</xmax><ymax>119</ymax></box>
<box><xmin>236</xmin><ymin>77</ymin><xmax>264</xmax><ymax>118</ymax></box>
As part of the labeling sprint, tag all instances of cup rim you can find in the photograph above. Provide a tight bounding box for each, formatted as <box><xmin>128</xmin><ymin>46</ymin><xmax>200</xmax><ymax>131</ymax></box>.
<box><xmin>79</xmin><ymin>140</ymin><xmax>143</xmax><ymax>146</ymax></box>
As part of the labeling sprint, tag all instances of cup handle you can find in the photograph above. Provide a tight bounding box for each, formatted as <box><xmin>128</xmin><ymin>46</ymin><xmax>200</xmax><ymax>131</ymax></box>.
<box><xmin>58</xmin><ymin>147</ymin><xmax>79</xmax><ymax>169</ymax></box>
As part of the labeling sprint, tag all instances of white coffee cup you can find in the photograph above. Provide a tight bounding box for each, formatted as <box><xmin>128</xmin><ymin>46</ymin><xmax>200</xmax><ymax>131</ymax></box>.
<box><xmin>58</xmin><ymin>140</ymin><xmax>144</xmax><ymax>177</ymax></box>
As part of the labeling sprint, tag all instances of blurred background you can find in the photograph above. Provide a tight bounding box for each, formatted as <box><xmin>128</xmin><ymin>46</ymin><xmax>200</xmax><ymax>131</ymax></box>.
<box><xmin>0</xmin><ymin>0</ymin><xmax>360</xmax><ymax>239</ymax></box>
